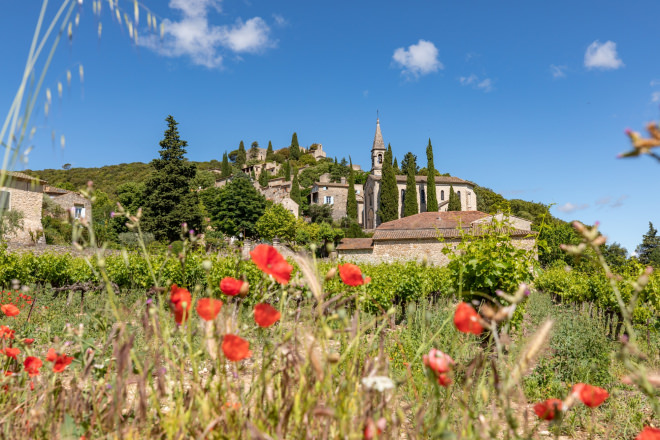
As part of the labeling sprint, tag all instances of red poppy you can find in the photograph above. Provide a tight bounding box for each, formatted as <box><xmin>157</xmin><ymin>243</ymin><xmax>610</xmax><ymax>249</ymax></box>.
<box><xmin>533</xmin><ymin>398</ymin><xmax>563</xmax><ymax>420</ymax></box>
<box><xmin>423</xmin><ymin>348</ymin><xmax>454</xmax><ymax>375</ymax></box>
<box><xmin>220</xmin><ymin>277</ymin><xmax>246</xmax><ymax>296</ymax></box>
<box><xmin>221</xmin><ymin>334</ymin><xmax>251</xmax><ymax>361</ymax></box>
<box><xmin>46</xmin><ymin>348</ymin><xmax>57</xmax><ymax>362</ymax></box>
<box><xmin>0</xmin><ymin>326</ymin><xmax>14</xmax><ymax>340</ymax></box>
<box><xmin>1</xmin><ymin>304</ymin><xmax>19</xmax><ymax>317</ymax></box>
<box><xmin>636</xmin><ymin>427</ymin><xmax>660</xmax><ymax>440</ymax></box>
<box><xmin>250</xmin><ymin>244</ymin><xmax>293</xmax><ymax>285</ymax></box>
<box><xmin>454</xmin><ymin>302</ymin><xmax>484</xmax><ymax>335</ymax></box>
<box><xmin>572</xmin><ymin>383</ymin><xmax>609</xmax><ymax>408</ymax></box>
<box><xmin>437</xmin><ymin>374</ymin><xmax>452</xmax><ymax>387</ymax></box>
<box><xmin>196</xmin><ymin>298</ymin><xmax>223</xmax><ymax>321</ymax></box>
<box><xmin>2</xmin><ymin>347</ymin><xmax>20</xmax><ymax>359</ymax></box>
<box><xmin>23</xmin><ymin>357</ymin><xmax>42</xmax><ymax>377</ymax></box>
<box><xmin>23</xmin><ymin>338</ymin><xmax>34</xmax><ymax>345</ymax></box>
<box><xmin>52</xmin><ymin>354</ymin><xmax>74</xmax><ymax>373</ymax></box>
<box><xmin>254</xmin><ymin>303</ymin><xmax>281</xmax><ymax>328</ymax></box>
<box><xmin>338</xmin><ymin>264</ymin><xmax>371</xmax><ymax>286</ymax></box>
<box><xmin>170</xmin><ymin>284</ymin><xmax>192</xmax><ymax>324</ymax></box>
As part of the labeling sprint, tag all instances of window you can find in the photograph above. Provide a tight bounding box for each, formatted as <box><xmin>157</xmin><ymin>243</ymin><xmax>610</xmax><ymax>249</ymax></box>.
<box><xmin>73</xmin><ymin>204</ymin><xmax>85</xmax><ymax>219</ymax></box>
<box><xmin>378</xmin><ymin>154</ymin><xmax>383</xmax><ymax>164</ymax></box>
<box><xmin>324</xmin><ymin>196</ymin><xmax>334</xmax><ymax>205</ymax></box>
<box><xmin>0</xmin><ymin>190</ymin><xmax>9</xmax><ymax>211</ymax></box>
<box><xmin>356</xmin><ymin>190</ymin><xmax>360</xmax><ymax>195</ymax></box>
<box><xmin>441</xmin><ymin>190</ymin><xmax>445</xmax><ymax>201</ymax></box>
<box><xmin>457</xmin><ymin>191</ymin><xmax>461</xmax><ymax>199</ymax></box>
<box><xmin>420</xmin><ymin>188</ymin><xmax>425</xmax><ymax>202</ymax></box>
<box><xmin>323</xmin><ymin>186</ymin><xmax>328</xmax><ymax>190</ymax></box>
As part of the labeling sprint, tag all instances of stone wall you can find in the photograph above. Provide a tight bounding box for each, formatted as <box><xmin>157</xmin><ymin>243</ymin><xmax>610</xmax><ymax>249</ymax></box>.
<box><xmin>1</xmin><ymin>185</ymin><xmax>43</xmax><ymax>244</ymax></box>
<box><xmin>47</xmin><ymin>192</ymin><xmax>92</xmax><ymax>223</ymax></box>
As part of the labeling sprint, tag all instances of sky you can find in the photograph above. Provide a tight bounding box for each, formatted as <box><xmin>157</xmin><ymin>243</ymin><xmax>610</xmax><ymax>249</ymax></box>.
<box><xmin>1</xmin><ymin>0</ymin><xmax>659</xmax><ymax>254</ymax></box>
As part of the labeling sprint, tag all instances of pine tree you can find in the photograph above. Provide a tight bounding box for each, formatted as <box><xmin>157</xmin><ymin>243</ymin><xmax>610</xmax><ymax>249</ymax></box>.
<box><xmin>221</xmin><ymin>152</ymin><xmax>231</xmax><ymax>178</ymax></box>
<box><xmin>403</xmin><ymin>153</ymin><xmax>418</xmax><ymax>217</ymax></box>
<box><xmin>249</xmin><ymin>141</ymin><xmax>260</xmax><ymax>160</ymax></box>
<box><xmin>448</xmin><ymin>185</ymin><xmax>461</xmax><ymax>211</ymax></box>
<box><xmin>401</xmin><ymin>152</ymin><xmax>419</xmax><ymax>176</ymax></box>
<box><xmin>266</xmin><ymin>141</ymin><xmax>274</xmax><ymax>161</ymax></box>
<box><xmin>426</xmin><ymin>139</ymin><xmax>439</xmax><ymax>212</ymax></box>
<box><xmin>290</xmin><ymin>132</ymin><xmax>301</xmax><ymax>160</ymax></box>
<box><xmin>237</xmin><ymin>141</ymin><xmax>247</xmax><ymax>166</ymax></box>
<box><xmin>393</xmin><ymin>157</ymin><xmax>400</xmax><ymax>174</ymax></box>
<box><xmin>142</xmin><ymin>115</ymin><xmax>203</xmax><ymax>242</ymax></box>
<box><xmin>290</xmin><ymin>167</ymin><xmax>301</xmax><ymax>215</ymax></box>
<box><xmin>346</xmin><ymin>157</ymin><xmax>358</xmax><ymax>221</ymax></box>
<box><xmin>284</xmin><ymin>161</ymin><xmax>291</xmax><ymax>181</ymax></box>
<box><xmin>258</xmin><ymin>169</ymin><xmax>269</xmax><ymax>187</ymax></box>
<box><xmin>378</xmin><ymin>143</ymin><xmax>399</xmax><ymax>223</ymax></box>
<box><xmin>637</xmin><ymin>222</ymin><xmax>660</xmax><ymax>266</ymax></box>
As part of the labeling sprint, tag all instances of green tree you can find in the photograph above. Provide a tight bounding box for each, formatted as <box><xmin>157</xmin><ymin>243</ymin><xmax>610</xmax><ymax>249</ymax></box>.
<box><xmin>425</xmin><ymin>139</ymin><xmax>439</xmax><ymax>212</ymax></box>
<box><xmin>290</xmin><ymin>132</ymin><xmax>301</xmax><ymax>160</ymax></box>
<box><xmin>447</xmin><ymin>185</ymin><xmax>461</xmax><ymax>211</ymax></box>
<box><xmin>236</xmin><ymin>141</ymin><xmax>247</xmax><ymax>167</ymax></box>
<box><xmin>201</xmin><ymin>172</ymin><xmax>265</xmax><ymax>238</ymax></box>
<box><xmin>400</xmin><ymin>152</ymin><xmax>419</xmax><ymax>176</ymax></box>
<box><xmin>346</xmin><ymin>157</ymin><xmax>358</xmax><ymax>221</ymax></box>
<box><xmin>192</xmin><ymin>170</ymin><xmax>216</xmax><ymax>190</ymax></box>
<box><xmin>258</xmin><ymin>169</ymin><xmax>269</xmax><ymax>187</ymax></box>
<box><xmin>283</xmin><ymin>160</ymin><xmax>291</xmax><ymax>181</ymax></box>
<box><xmin>378</xmin><ymin>144</ymin><xmax>399</xmax><ymax>223</ymax></box>
<box><xmin>255</xmin><ymin>203</ymin><xmax>297</xmax><ymax>242</ymax></box>
<box><xmin>308</xmin><ymin>204</ymin><xmax>333</xmax><ymax>224</ymax></box>
<box><xmin>0</xmin><ymin>210</ymin><xmax>24</xmax><ymax>244</ymax></box>
<box><xmin>290</xmin><ymin>167</ymin><xmax>301</xmax><ymax>215</ymax></box>
<box><xmin>637</xmin><ymin>222</ymin><xmax>660</xmax><ymax>267</ymax></box>
<box><xmin>266</xmin><ymin>141</ymin><xmax>274</xmax><ymax>161</ymax></box>
<box><xmin>221</xmin><ymin>152</ymin><xmax>232</xmax><ymax>178</ymax></box>
<box><xmin>403</xmin><ymin>154</ymin><xmax>418</xmax><ymax>217</ymax></box>
<box><xmin>141</xmin><ymin>115</ymin><xmax>203</xmax><ymax>242</ymax></box>
<box><xmin>393</xmin><ymin>157</ymin><xmax>400</xmax><ymax>174</ymax></box>
<box><xmin>602</xmin><ymin>242</ymin><xmax>628</xmax><ymax>269</ymax></box>
<box><xmin>249</xmin><ymin>141</ymin><xmax>260</xmax><ymax>160</ymax></box>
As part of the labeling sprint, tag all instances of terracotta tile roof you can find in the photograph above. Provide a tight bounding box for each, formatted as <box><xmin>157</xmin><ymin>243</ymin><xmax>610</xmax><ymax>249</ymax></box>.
<box><xmin>369</xmin><ymin>174</ymin><xmax>474</xmax><ymax>185</ymax></box>
<box><xmin>4</xmin><ymin>171</ymin><xmax>47</xmax><ymax>184</ymax></box>
<box><xmin>373</xmin><ymin>228</ymin><xmax>535</xmax><ymax>240</ymax></box>
<box><xmin>336</xmin><ymin>238</ymin><xmax>374</xmax><ymax>250</ymax></box>
<box><xmin>44</xmin><ymin>185</ymin><xmax>69</xmax><ymax>194</ymax></box>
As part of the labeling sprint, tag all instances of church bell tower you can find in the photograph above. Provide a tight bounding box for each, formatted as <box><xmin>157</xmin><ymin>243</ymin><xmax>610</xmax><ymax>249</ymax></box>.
<box><xmin>371</xmin><ymin>118</ymin><xmax>386</xmax><ymax>176</ymax></box>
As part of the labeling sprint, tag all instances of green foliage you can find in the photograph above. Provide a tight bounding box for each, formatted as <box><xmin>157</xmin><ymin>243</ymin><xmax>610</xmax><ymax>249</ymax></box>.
<box><xmin>298</xmin><ymin>161</ymin><xmax>332</xmax><ymax>188</ymax></box>
<box><xmin>403</xmin><ymin>154</ymin><xmax>418</xmax><ymax>217</ymax></box>
<box><xmin>249</xmin><ymin>141</ymin><xmax>260</xmax><ymax>160</ymax></box>
<box><xmin>258</xmin><ymin>169</ymin><xmax>269</xmax><ymax>187</ymax></box>
<box><xmin>141</xmin><ymin>116</ymin><xmax>203</xmax><ymax>242</ymax></box>
<box><xmin>221</xmin><ymin>152</ymin><xmax>232</xmax><ymax>178</ymax></box>
<box><xmin>400</xmin><ymin>152</ymin><xmax>419</xmax><ymax>176</ymax></box>
<box><xmin>0</xmin><ymin>209</ymin><xmax>24</xmax><ymax>243</ymax></box>
<box><xmin>637</xmin><ymin>222</ymin><xmax>660</xmax><ymax>267</ymax></box>
<box><xmin>537</xmin><ymin>220</ymin><xmax>582</xmax><ymax>267</ymax></box>
<box><xmin>447</xmin><ymin>185</ymin><xmax>461</xmax><ymax>211</ymax></box>
<box><xmin>298</xmin><ymin>154</ymin><xmax>317</xmax><ymax>166</ymax></box>
<box><xmin>602</xmin><ymin>242</ymin><xmax>629</xmax><ymax>269</ymax></box>
<box><xmin>346</xmin><ymin>157</ymin><xmax>358</xmax><ymax>221</ymax></box>
<box><xmin>266</xmin><ymin>141</ymin><xmax>275</xmax><ymax>161</ymax></box>
<box><xmin>201</xmin><ymin>173</ymin><xmax>266</xmax><ymax>238</ymax></box>
<box><xmin>118</xmin><ymin>232</ymin><xmax>155</xmax><ymax>248</ymax></box>
<box><xmin>289</xmin><ymin>132</ymin><xmax>301</xmax><ymax>160</ymax></box>
<box><xmin>256</xmin><ymin>204</ymin><xmax>297</xmax><ymax>242</ymax></box>
<box><xmin>392</xmin><ymin>157</ymin><xmax>400</xmax><ymax>174</ymax></box>
<box><xmin>308</xmin><ymin>204</ymin><xmax>333</xmax><ymax>224</ymax></box>
<box><xmin>474</xmin><ymin>185</ymin><xmax>507</xmax><ymax>214</ymax></box>
<box><xmin>378</xmin><ymin>144</ymin><xmax>399</xmax><ymax>223</ymax></box>
<box><xmin>283</xmin><ymin>161</ymin><xmax>291</xmax><ymax>181</ymax></box>
<box><xmin>191</xmin><ymin>170</ymin><xmax>216</xmax><ymax>190</ymax></box>
<box><xmin>236</xmin><ymin>141</ymin><xmax>247</xmax><ymax>166</ymax></box>
<box><xmin>425</xmin><ymin>139</ymin><xmax>439</xmax><ymax>212</ymax></box>
<box><xmin>290</xmin><ymin>168</ymin><xmax>301</xmax><ymax>215</ymax></box>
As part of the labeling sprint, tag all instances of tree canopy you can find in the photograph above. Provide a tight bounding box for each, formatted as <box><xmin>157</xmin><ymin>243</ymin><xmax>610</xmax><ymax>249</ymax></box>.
<box><xmin>378</xmin><ymin>144</ymin><xmax>399</xmax><ymax>223</ymax></box>
<box><xmin>425</xmin><ymin>139</ymin><xmax>439</xmax><ymax>212</ymax></box>
<box><xmin>403</xmin><ymin>153</ymin><xmax>418</xmax><ymax>217</ymax></box>
<box><xmin>447</xmin><ymin>185</ymin><xmax>461</xmax><ymax>211</ymax></box>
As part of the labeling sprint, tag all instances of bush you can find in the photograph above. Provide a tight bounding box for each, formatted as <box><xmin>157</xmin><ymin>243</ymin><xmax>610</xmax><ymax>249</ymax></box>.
<box><xmin>118</xmin><ymin>232</ymin><xmax>155</xmax><ymax>248</ymax></box>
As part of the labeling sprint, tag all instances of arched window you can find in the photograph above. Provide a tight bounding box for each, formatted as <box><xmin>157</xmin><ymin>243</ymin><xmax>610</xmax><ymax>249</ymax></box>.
<box><xmin>378</xmin><ymin>154</ymin><xmax>383</xmax><ymax>164</ymax></box>
<box><xmin>420</xmin><ymin>188</ymin><xmax>425</xmax><ymax>202</ymax></box>
<box><xmin>457</xmin><ymin>191</ymin><xmax>461</xmax><ymax>199</ymax></box>
<box><xmin>441</xmin><ymin>190</ymin><xmax>445</xmax><ymax>201</ymax></box>
<box><xmin>401</xmin><ymin>189</ymin><xmax>406</xmax><ymax>200</ymax></box>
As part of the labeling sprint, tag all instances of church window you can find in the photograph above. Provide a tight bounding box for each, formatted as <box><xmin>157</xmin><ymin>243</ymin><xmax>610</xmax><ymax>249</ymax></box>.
<box><xmin>420</xmin><ymin>188</ymin><xmax>425</xmax><ymax>202</ymax></box>
<box><xmin>457</xmin><ymin>191</ymin><xmax>461</xmax><ymax>200</ymax></box>
<box><xmin>401</xmin><ymin>189</ymin><xmax>405</xmax><ymax>201</ymax></box>
<box><xmin>378</xmin><ymin>154</ymin><xmax>382</xmax><ymax>164</ymax></box>
<box><xmin>440</xmin><ymin>190</ymin><xmax>445</xmax><ymax>201</ymax></box>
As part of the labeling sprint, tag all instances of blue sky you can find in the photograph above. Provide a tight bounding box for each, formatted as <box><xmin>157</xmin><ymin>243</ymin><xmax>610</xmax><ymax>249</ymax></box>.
<box><xmin>1</xmin><ymin>1</ymin><xmax>659</xmax><ymax>254</ymax></box>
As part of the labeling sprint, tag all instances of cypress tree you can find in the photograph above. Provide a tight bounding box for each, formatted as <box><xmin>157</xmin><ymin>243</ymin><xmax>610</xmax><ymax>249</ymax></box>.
<box><xmin>250</xmin><ymin>169</ymin><xmax>256</xmax><ymax>180</ymax></box>
<box><xmin>290</xmin><ymin>132</ymin><xmax>301</xmax><ymax>160</ymax></box>
<box><xmin>448</xmin><ymin>185</ymin><xmax>461</xmax><ymax>211</ymax></box>
<box><xmin>249</xmin><ymin>141</ymin><xmax>259</xmax><ymax>160</ymax></box>
<box><xmin>142</xmin><ymin>115</ymin><xmax>203</xmax><ymax>242</ymax></box>
<box><xmin>392</xmin><ymin>157</ymin><xmax>400</xmax><ymax>174</ymax></box>
<box><xmin>221</xmin><ymin>152</ymin><xmax>231</xmax><ymax>178</ymax></box>
<box><xmin>258</xmin><ymin>169</ymin><xmax>269</xmax><ymax>187</ymax></box>
<box><xmin>403</xmin><ymin>153</ymin><xmax>418</xmax><ymax>217</ymax></box>
<box><xmin>426</xmin><ymin>139</ymin><xmax>439</xmax><ymax>212</ymax></box>
<box><xmin>237</xmin><ymin>141</ymin><xmax>247</xmax><ymax>166</ymax></box>
<box><xmin>346</xmin><ymin>157</ymin><xmax>358</xmax><ymax>221</ymax></box>
<box><xmin>266</xmin><ymin>140</ymin><xmax>274</xmax><ymax>161</ymax></box>
<box><xmin>284</xmin><ymin>160</ymin><xmax>291</xmax><ymax>181</ymax></box>
<box><xmin>290</xmin><ymin>167</ymin><xmax>301</xmax><ymax>215</ymax></box>
<box><xmin>378</xmin><ymin>144</ymin><xmax>399</xmax><ymax>223</ymax></box>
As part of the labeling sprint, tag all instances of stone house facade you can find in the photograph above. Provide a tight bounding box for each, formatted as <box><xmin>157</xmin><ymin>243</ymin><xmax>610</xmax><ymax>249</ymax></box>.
<box><xmin>309</xmin><ymin>173</ymin><xmax>364</xmax><ymax>222</ymax></box>
<box><xmin>336</xmin><ymin>211</ymin><xmax>536</xmax><ymax>266</ymax></box>
<box><xmin>44</xmin><ymin>186</ymin><xmax>92</xmax><ymax>224</ymax></box>
<box><xmin>0</xmin><ymin>172</ymin><xmax>45</xmax><ymax>243</ymax></box>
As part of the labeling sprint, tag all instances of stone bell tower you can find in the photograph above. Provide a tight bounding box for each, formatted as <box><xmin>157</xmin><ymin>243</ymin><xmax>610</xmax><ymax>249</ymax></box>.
<box><xmin>371</xmin><ymin>118</ymin><xmax>386</xmax><ymax>176</ymax></box>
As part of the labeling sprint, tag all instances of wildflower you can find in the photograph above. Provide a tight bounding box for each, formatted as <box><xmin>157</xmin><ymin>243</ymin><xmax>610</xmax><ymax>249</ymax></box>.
<box><xmin>250</xmin><ymin>244</ymin><xmax>293</xmax><ymax>285</ymax></box>
<box><xmin>23</xmin><ymin>357</ymin><xmax>42</xmax><ymax>377</ymax></box>
<box><xmin>46</xmin><ymin>348</ymin><xmax>57</xmax><ymax>362</ymax></box>
<box><xmin>572</xmin><ymin>383</ymin><xmax>609</xmax><ymax>408</ymax></box>
<box><xmin>361</xmin><ymin>375</ymin><xmax>395</xmax><ymax>392</ymax></box>
<box><xmin>437</xmin><ymin>374</ymin><xmax>452</xmax><ymax>387</ymax></box>
<box><xmin>220</xmin><ymin>277</ymin><xmax>247</xmax><ymax>296</ymax></box>
<box><xmin>533</xmin><ymin>399</ymin><xmax>563</xmax><ymax>420</ymax></box>
<box><xmin>338</xmin><ymin>263</ymin><xmax>371</xmax><ymax>286</ymax></box>
<box><xmin>2</xmin><ymin>347</ymin><xmax>20</xmax><ymax>359</ymax></box>
<box><xmin>221</xmin><ymin>334</ymin><xmax>251</xmax><ymax>361</ymax></box>
<box><xmin>23</xmin><ymin>339</ymin><xmax>34</xmax><ymax>345</ymax></box>
<box><xmin>363</xmin><ymin>417</ymin><xmax>386</xmax><ymax>439</ymax></box>
<box><xmin>0</xmin><ymin>326</ymin><xmax>14</xmax><ymax>340</ymax></box>
<box><xmin>196</xmin><ymin>298</ymin><xmax>223</xmax><ymax>321</ymax></box>
<box><xmin>636</xmin><ymin>427</ymin><xmax>660</xmax><ymax>440</ymax></box>
<box><xmin>423</xmin><ymin>348</ymin><xmax>454</xmax><ymax>375</ymax></box>
<box><xmin>1</xmin><ymin>304</ymin><xmax>19</xmax><ymax>317</ymax></box>
<box><xmin>170</xmin><ymin>284</ymin><xmax>192</xmax><ymax>325</ymax></box>
<box><xmin>254</xmin><ymin>303</ymin><xmax>281</xmax><ymax>328</ymax></box>
<box><xmin>454</xmin><ymin>302</ymin><xmax>484</xmax><ymax>335</ymax></box>
<box><xmin>52</xmin><ymin>354</ymin><xmax>74</xmax><ymax>373</ymax></box>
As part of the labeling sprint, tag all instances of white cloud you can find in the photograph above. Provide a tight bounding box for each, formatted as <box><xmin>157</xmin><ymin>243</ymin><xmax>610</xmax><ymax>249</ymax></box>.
<box><xmin>584</xmin><ymin>40</ymin><xmax>624</xmax><ymax>70</ymax></box>
<box><xmin>459</xmin><ymin>74</ymin><xmax>493</xmax><ymax>92</ymax></box>
<box><xmin>392</xmin><ymin>40</ymin><xmax>443</xmax><ymax>78</ymax></box>
<box><xmin>610</xmin><ymin>195</ymin><xmax>628</xmax><ymax>208</ymax></box>
<box><xmin>272</xmin><ymin>14</ymin><xmax>287</xmax><ymax>27</ymax></box>
<box><xmin>140</xmin><ymin>0</ymin><xmax>275</xmax><ymax>68</ymax></box>
<box><xmin>652</xmin><ymin>91</ymin><xmax>660</xmax><ymax>103</ymax></box>
<box><xmin>362</xmin><ymin>90</ymin><xmax>369</xmax><ymax>98</ymax></box>
<box><xmin>550</xmin><ymin>64</ymin><xmax>567</xmax><ymax>78</ymax></box>
<box><xmin>556</xmin><ymin>202</ymin><xmax>589</xmax><ymax>213</ymax></box>
<box><xmin>651</xmin><ymin>79</ymin><xmax>660</xmax><ymax>86</ymax></box>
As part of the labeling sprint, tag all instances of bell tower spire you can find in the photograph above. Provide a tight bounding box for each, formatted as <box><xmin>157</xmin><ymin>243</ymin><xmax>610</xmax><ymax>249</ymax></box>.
<box><xmin>371</xmin><ymin>117</ymin><xmax>386</xmax><ymax>176</ymax></box>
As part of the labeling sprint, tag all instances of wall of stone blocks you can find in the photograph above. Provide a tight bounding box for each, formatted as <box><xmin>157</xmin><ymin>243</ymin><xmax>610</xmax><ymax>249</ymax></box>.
<box><xmin>1</xmin><ymin>186</ymin><xmax>43</xmax><ymax>243</ymax></box>
<box><xmin>48</xmin><ymin>192</ymin><xmax>92</xmax><ymax>223</ymax></box>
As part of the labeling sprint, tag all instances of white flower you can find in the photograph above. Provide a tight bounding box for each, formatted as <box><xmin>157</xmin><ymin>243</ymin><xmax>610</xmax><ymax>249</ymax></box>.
<box><xmin>361</xmin><ymin>375</ymin><xmax>395</xmax><ymax>392</ymax></box>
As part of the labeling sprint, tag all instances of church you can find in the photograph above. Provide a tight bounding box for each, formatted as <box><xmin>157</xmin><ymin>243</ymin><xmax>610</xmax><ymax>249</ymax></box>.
<box><xmin>362</xmin><ymin>119</ymin><xmax>477</xmax><ymax>229</ymax></box>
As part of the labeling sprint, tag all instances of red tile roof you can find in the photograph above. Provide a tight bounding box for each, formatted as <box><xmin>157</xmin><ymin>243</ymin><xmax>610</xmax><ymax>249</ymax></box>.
<box><xmin>336</xmin><ymin>238</ymin><xmax>374</xmax><ymax>250</ymax></box>
<box><xmin>369</xmin><ymin>175</ymin><xmax>473</xmax><ymax>185</ymax></box>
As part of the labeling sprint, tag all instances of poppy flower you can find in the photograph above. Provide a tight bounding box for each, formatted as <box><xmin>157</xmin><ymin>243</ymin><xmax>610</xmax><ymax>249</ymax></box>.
<box><xmin>363</xmin><ymin>417</ymin><xmax>386</xmax><ymax>440</ymax></box>
<box><xmin>250</xmin><ymin>244</ymin><xmax>293</xmax><ymax>285</ymax></box>
<box><xmin>254</xmin><ymin>303</ymin><xmax>281</xmax><ymax>328</ymax></box>
<box><xmin>0</xmin><ymin>326</ymin><xmax>14</xmax><ymax>340</ymax></box>
<box><xmin>1</xmin><ymin>304</ymin><xmax>19</xmax><ymax>317</ymax></box>
<box><xmin>220</xmin><ymin>277</ymin><xmax>246</xmax><ymax>296</ymax></box>
<box><xmin>423</xmin><ymin>348</ymin><xmax>454</xmax><ymax>375</ymax></box>
<box><xmin>533</xmin><ymin>398</ymin><xmax>563</xmax><ymax>420</ymax></box>
<box><xmin>46</xmin><ymin>348</ymin><xmax>57</xmax><ymax>362</ymax></box>
<box><xmin>221</xmin><ymin>334</ymin><xmax>251</xmax><ymax>361</ymax></box>
<box><xmin>338</xmin><ymin>263</ymin><xmax>371</xmax><ymax>286</ymax></box>
<box><xmin>437</xmin><ymin>374</ymin><xmax>452</xmax><ymax>387</ymax></box>
<box><xmin>170</xmin><ymin>284</ymin><xmax>192</xmax><ymax>325</ymax></box>
<box><xmin>572</xmin><ymin>383</ymin><xmax>609</xmax><ymax>408</ymax></box>
<box><xmin>52</xmin><ymin>354</ymin><xmax>74</xmax><ymax>373</ymax></box>
<box><xmin>2</xmin><ymin>347</ymin><xmax>20</xmax><ymax>359</ymax></box>
<box><xmin>23</xmin><ymin>357</ymin><xmax>42</xmax><ymax>377</ymax></box>
<box><xmin>636</xmin><ymin>427</ymin><xmax>660</xmax><ymax>440</ymax></box>
<box><xmin>454</xmin><ymin>302</ymin><xmax>484</xmax><ymax>335</ymax></box>
<box><xmin>196</xmin><ymin>298</ymin><xmax>223</xmax><ymax>321</ymax></box>
<box><xmin>23</xmin><ymin>338</ymin><xmax>34</xmax><ymax>345</ymax></box>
